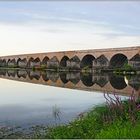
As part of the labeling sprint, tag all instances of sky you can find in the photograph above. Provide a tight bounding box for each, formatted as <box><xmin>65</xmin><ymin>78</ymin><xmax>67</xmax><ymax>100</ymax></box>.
<box><xmin>0</xmin><ymin>1</ymin><xmax>140</xmax><ymax>56</ymax></box>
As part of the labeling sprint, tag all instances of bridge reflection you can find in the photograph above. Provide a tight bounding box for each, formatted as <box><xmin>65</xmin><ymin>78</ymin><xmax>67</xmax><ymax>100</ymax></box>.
<box><xmin>0</xmin><ymin>69</ymin><xmax>139</xmax><ymax>96</ymax></box>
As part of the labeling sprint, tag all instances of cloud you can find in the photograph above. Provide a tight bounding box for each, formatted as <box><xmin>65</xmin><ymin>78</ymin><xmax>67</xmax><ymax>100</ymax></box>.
<box><xmin>0</xmin><ymin>19</ymin><xmax>139</xmax><ymax>56</ymax></box>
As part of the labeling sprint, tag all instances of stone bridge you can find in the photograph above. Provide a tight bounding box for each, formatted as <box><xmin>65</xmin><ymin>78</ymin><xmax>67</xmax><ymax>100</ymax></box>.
<box><xmin>0</xmin><ymin>46</ymin><xmax>140</xmax><ymax>70</ymax></box>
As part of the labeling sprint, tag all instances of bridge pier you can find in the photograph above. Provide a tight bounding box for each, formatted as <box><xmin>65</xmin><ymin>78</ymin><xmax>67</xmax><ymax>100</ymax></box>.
<box><xmin>47</xmin><ymin>56</ymin><xmax>59</xmax><ymax>69</ymax></box>
<box><xmin>129</xmin><ymin>54</ymin><xmax>140</xmax><ymax>70</ymax></box>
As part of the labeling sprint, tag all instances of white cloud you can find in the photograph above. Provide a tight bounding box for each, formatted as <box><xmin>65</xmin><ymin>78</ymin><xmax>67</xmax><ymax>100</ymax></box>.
<box><xmin>0</xmin><ymin>21</ymin><xmax>139</xmax><ymax>56</ymax></box>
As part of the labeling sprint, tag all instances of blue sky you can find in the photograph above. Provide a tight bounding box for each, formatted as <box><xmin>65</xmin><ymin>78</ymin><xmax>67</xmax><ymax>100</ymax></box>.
<box><xmin>0</xmin><ymin>1</ymin><xmax>140</xmax><ymax>56</ymax></box>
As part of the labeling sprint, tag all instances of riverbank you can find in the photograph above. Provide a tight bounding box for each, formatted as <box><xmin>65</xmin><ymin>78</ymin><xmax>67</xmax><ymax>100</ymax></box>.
<box><xmin>44</xmin><ymin>94</ymin><xmax>140</xmax><ymax>139</ymax></box>
<box><xmin>1</xmin><ymin>93</ymin><xmax>140</xmax><ymax>139</ymax></box>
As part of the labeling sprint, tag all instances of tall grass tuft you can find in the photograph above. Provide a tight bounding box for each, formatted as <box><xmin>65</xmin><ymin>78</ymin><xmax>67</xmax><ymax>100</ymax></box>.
<box><xmin>102</xmin><ymin>90</ymin><xmax>140</xmax><ymax>125</ymax></box>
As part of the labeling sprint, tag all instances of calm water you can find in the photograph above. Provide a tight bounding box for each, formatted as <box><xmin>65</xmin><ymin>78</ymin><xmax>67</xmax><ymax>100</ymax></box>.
<box><xmin>0</xmin><ymin>69</ymin><xmax>139</xmax><ymax>129</ymax></box>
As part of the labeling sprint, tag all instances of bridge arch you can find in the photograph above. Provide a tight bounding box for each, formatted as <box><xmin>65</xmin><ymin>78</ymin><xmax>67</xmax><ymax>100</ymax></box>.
<box><xmin>28</xmin><ymin>57</ymin><xmax>34</xmax><ymax>68</ymax></box>
<box><xmin>110</xmin><ymin>53</ymin><xmax>128</xmax><ymax>68</ymax></box>
<box><xmin>42</xmin><ymin>56</ymin><xmax>49</xmax><ymax>68</ymax></box>
<box><xmin>60</xmin><ymin>56</ymin><xmax>69</xmax><ymax>68</ymax></box>
<box><xmin>28</xmin><ymin>57</ymin><xmax>41</xmax><ymax>68</ymax></box>
<box><xmin>80</xmin><ymin>54</ymin><xmax>95</xmax><ymax>69</ymax></box>
<box><xmin>7</xmin><ymin>59</ymin><xmax>11</xmax><ymax>64</ymax></box>
<box><xmin>0</xmin><ymin>59</ymin><xmax>6</xmax><ymax>67</ymax></box>
<box><xmin>17</xmin><ymin>58</ymin><xmax>21</xmax><ymax>64</ymax></box>
<box><xmin>34</xmin><ymin>57</ymin><xmax>41</xmax><ymax>66</ymax></box>
<box><xmin>34</xmin><ymin>57</ymin><xmax>41</xmax><ymax>63</ymax></box>
<box><xmin>17</xmin><ymin>58</ymin><xmax>27</xmax><ymax>68</ymax></box>
<box><xmin>7</xmin><ymin>58</ymin><xmax>16</xmax><ymax>67</ymax></box>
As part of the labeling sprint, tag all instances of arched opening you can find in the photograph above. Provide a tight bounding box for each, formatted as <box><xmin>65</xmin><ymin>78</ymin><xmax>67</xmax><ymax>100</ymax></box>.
<box><xmin>130</xmin><ymin>54</ymin><xmax>140</xmax><ymax>61</ymax></box>
<box><xmin>80</xmin><ymin>72</ymin><xmax>94</xmax><ymax>87</ymax></box>
<box><xmin>28</xmin><ymin>57</ymin><xmax>41</xmax><ymax>68</ymax></box>
<box><xmin>80</xmin><ymin>54</ymin><xmax>95</xmax><ymax>69</ymax></box>
<box><xmin>11</xmin><ymin>59</ymin><xmax>16</xmax><ymax>63</ymax></box>
<box><xmin>110</xmin><ymin>53</ymin><xmax>128</xmax><ymax>68</ymax></box>
<box><xmin>42</xmin><ymin>56</ymin><xmax>49</xmax><ymax>68</ymax></box>
<box><xmin>110</xmin><ymin>75</ymin><xmax>127</xmax><ymax>90</ymax></box>
<box><xmin>28</xmin><ymin>57</ymin><xmax>34</xmax><ymax>68</ymax></box>
<box><xmin>17</xmin><ymin>58</ymin><xmax>21</xmax><ymax>65</ymax></box>
<box><xmin>0</xmin><ymin>59</ymin><xmax>6</xmax><ymax>67</ymax></box>
<box><xmin>7</xmin><ymin>59</ymin><xmax>11</xmax><ymax>66</ymax></box>
<box><xmin>34</xmin><ymin>57</ymin><xmax>41</xmax><ymax>64</ymax></box>
<box><xmin>7</xmin><ymin>59</ymin><xmax>16</xmax><ymax>67</ymax></box>
<box><xmin>3</xmin><ymin>59</ymin><xmax>6</xmax><ymax>67</ymax></box>
<box><xmin>60</xmin><ymin>56</ymin><xmax>69</xmax><ymax>68</ymax></box>
<box><xmin>17</xmin><ymin>58</ymin><xmax>27</xmax><ymax>68</ymax></box>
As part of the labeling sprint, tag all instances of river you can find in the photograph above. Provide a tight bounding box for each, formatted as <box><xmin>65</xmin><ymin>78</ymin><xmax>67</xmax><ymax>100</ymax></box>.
<box><xmin>0</xmin><ymin>69</ymin><xmax>139</xmax><ymax>130</ymax></box>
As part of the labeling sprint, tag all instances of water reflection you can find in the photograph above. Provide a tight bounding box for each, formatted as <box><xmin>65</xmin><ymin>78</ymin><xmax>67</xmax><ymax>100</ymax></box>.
<box><xmin>128</xmin><ymin>75</ymin><xmax>140</xmax><ymax>91</ymax></box>
<box><xmin>0</xmin><ymin>69</ymin><xmax>139</xmax><ymax>96</ymax></box>
<box><xmin>109</xmin><ymin>75</ymin><xmax>127</xmax><ymax>90</ymax></box>
<box><xmin>52</xmin><ymin>105</ymin><xmax>61</xmax><ymax>123</ymax></box>
<box><xmin>0</xmin><ymin>77</ymin><xmax>107</xmax><ymax>129</ymax></box>
<box><xmin>95</xmin><ymin>75</ymin><xmax>108</xmax><ymax>87</ymax></box>
<box><xmin>81</xmin><ymin>73</ymin><xmax>95</xmax><ymax>87</ymax></box>
<box><xmin>17</xmin><ymin>70</ymin><xmax>27</xmax><ymax>79</ymax></box>
<box><xmin>0</xmin><ymin>68</ymin><xmax>139</xmax><ymax>132</ymax></box>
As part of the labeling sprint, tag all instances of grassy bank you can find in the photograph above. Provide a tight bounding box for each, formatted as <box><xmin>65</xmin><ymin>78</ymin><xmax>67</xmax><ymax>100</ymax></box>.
<box><xmin>42</xmin><ymin>92</ymin><xmax>140</xmax><ymax>139</ymax></box>
<box><xmin>44</xmin><ymin>97</ymin><xmax>140</xmax><ymax>139</ymax></box>
<box><xmin>1</xmin><ymin>92</ymin><xmax>140</xmax><ymax>139</ymax></box>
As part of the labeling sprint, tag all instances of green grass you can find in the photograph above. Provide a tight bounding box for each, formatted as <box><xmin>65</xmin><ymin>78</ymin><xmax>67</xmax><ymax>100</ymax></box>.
<box><xmin>96</xmin><ymin>120</ymin><xmax>140</xmax><ymax>139</ymax></box>
<box><xmin>42</xmin><ymin>95</ymin><xmax>140</xmax><ymax>139</ymax></box>
<box><xmin>43</xmin><ymin>107</ymin><xmax>103</xmax><ymax>139</ymax></box>
<box><xmin>43</xmin><ymin>108</ymin><xmax>140</xmax><ymax>139</ymax></box>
